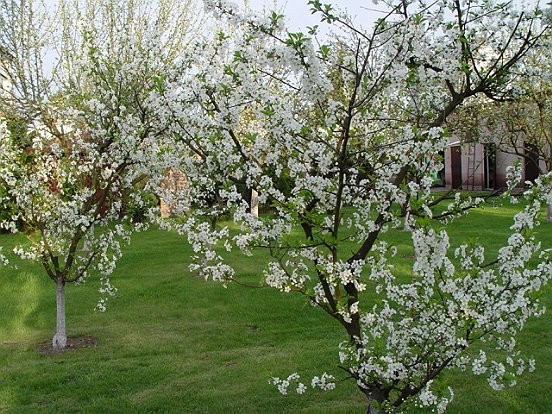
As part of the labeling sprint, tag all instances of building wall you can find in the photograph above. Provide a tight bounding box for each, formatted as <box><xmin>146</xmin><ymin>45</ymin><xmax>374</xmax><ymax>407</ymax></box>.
<box><xmin>444</xmin><ymin>139</ymin><xmax>530</xmax><ymax>191</ymax></box>
<box><xmin>495</xmin><ymin>150</ymin><xmax>521</xmax><ymax>188</ymax></box>
<box><xmin>0</xmin><ymin>51</ymin><xmax>13</xmax><ymax>96</ymax></box>
<box><xmin>443</xmin><ymin>112</ymin><xmax>551</xmax><ymax>192</ymax></box>
<box><xmin>445</xmin><ymin>142</ymin><xmax>488</xmax><ymax>190</ymax></box>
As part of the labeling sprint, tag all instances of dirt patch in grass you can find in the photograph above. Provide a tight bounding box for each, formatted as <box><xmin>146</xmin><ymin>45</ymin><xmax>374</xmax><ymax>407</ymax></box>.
<box><xmin>38</xmin><ymin>336</ymin><xmax>97</xmax><ymax>355</ymax></box>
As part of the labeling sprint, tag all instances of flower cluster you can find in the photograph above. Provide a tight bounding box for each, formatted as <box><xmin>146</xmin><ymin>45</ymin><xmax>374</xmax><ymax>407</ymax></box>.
<box><xmin>269</xmin><ymin>372</ymin><xmax>336</xmax><ymax>395</ymax></box>
<box><xmin>269</xmin><ymin>373</ymin><xmax>306</xmax><ymax>395</ymax></box>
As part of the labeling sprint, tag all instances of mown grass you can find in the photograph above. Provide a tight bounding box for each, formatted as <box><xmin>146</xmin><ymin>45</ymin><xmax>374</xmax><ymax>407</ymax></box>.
<box><xmin>0</xmin><ymin>199</ymin><xmax>551</xmax><ymax>413</ymax></box>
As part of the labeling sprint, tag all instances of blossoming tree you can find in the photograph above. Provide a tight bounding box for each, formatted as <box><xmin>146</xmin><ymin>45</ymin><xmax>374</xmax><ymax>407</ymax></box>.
<box><xmin>0</xmin><ymin>0</ymin><xmax>200</xmax><ymax>350</ymax></box>
<box><xmin>157</xmin><ymin>0</ymin><xmax>552</xmax><ymax>412</ymax></box>
<box><xmin>461</xmin><ymin>14</ymin><xmax>551</xmax><ymax>220</ymax></box>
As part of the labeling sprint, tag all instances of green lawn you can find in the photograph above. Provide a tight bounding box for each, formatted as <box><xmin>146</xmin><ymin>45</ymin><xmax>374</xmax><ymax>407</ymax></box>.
<box><xmin>0</xmin><ymin>201</ymin><xmax>551</xmax><ymax>413</ymax></box>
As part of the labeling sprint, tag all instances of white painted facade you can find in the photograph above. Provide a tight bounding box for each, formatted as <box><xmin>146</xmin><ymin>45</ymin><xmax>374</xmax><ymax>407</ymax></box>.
<box><xmin>0</xmin><ymin>49</ymin><xmax>13</xmax><ymax>97</ymax></box>
<box><xmin>444</xmin><ymin>138</ymin><xmax>547</xmax><ymax>191</ymax></box>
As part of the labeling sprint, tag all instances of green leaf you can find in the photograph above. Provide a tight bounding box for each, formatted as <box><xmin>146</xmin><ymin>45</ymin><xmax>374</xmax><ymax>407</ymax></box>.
<box><xmin>319</xmin><ymin>44</ymin><xmax>330</xmax><ymax>58</ymax></box>
<box><xmin>308</xmin><ymin>0</ymin><xmax>322</xmax><ymax>13</ymax></box>
<box><xmin>270</xmin><ymin>11</ymin><xmax>284</xmax><ymax>24</ymax></box>
<box><xmin>307</xmin><ymin>25</ymin><xmax>319</xmax><ymax>35</ymax></box>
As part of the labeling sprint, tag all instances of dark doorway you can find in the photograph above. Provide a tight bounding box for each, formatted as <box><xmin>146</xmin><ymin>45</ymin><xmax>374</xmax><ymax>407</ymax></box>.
<box><xmin>431</xmin><ymin>151</ymin><xmax>446</xmax><ymax>187</ymax></box>
<box><xmin>451</xmin><ymin>146</ymin><xmax>462</xmax><ymax>189</ymax></box>
<box><xmin>484</xmin><ymin>143</ymin><xmax>496</xmax><ymax>189</ymax></box>
<box><xmin>524</xmin><ymin>142</ymin><xmax>540</xmax><ymax>183</ymax></box>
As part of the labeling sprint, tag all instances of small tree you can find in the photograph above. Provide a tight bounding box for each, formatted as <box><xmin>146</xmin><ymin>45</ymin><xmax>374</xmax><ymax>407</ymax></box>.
<box><xmin>0</xmin><ymin>0</ymin><xmax>200</xmax><ymax>350</ymax></box>
<box><xmin>158</xmin><ymin>0</ymin><xmax>551</xmax><ymax>412</ymax></box>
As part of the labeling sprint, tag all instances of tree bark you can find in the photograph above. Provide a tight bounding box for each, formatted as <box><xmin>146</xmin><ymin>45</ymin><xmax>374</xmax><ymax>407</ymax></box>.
<box><xmin>250</xmin><ymin>188</ymin><xmax>259</xmax><ymax>217</ymax></box>
<box><xmin>547</xmin><ymin>201</ymin><xmax>552</xmax><ymax>222</ymax></box>
<box><xmin>52</xmin><ymin>278</ymin><xmax>67</xmax><ymax>350</ymax></box>
<box><xmin>362</xmin><ymin>387</ymin><xmax>387</xmax><ymax>414</ymax></box>
<box><xmin>367</xmin><ymin>402</ymin><xmax>384</xmax><ymax>414</ymax></box>
<box><xmin>403</xmin><ymin>209</ymin><xmax>413</xmax><ymax>232</ymax></box>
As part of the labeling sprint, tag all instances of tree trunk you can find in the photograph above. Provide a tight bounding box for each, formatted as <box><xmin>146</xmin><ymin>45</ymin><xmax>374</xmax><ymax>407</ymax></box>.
<box><xmin>403</xmin><ymin>209</ymin><xmax>412</xmax><ymax>232</ymax></box>
<box><xmin>366</xmin><ymin>402</ymin><xmax>384</xmax><ymax>414</ymax></box>
<box><xmin>362</xmin><ymin>387</ymin><xmax>387</xmax><ymax>414</ymax></box>
<box><xmin>52</xmin><ymin>278</ymin><xmax>67</xmax><ymax>350</ymax></box>
<box><xmin>547</xmin><ymin>200</ymin><xmax>552</xmax><ymax>222</ymax></box>
<box><xmin>250</xmin><ymin>188</ymin><xmax>259</xmax><ymax>217</ymax></box>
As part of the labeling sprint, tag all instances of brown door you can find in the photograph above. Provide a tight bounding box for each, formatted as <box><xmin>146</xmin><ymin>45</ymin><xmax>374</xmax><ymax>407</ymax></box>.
<box><xmin>451</xmin><ymin>146</ymin><xmax>462</xmax><ymax>189</ymax></box>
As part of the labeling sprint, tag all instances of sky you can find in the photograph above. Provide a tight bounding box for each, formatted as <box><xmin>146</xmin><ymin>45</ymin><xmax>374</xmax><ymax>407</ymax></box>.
<box><xmin>39</xmin><ymin>0</ymin><xmax>544</xmax><ymax>48</ymax></box>
<box><xmin>41</xmin><ymin>0</ymin><xmax>542</xmax><ymax>31</ymax></box>
<box><xmin>234</xmin><ymin>0</ymin><xmax>543</xmax><ymax>39</ymax></box>
<box><xmin>244</xmin><ymin>0</ymin><xmax>382</xmax><ymax>31</ymax></box>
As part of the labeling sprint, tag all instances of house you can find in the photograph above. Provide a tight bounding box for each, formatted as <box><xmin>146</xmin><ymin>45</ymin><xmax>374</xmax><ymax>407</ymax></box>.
<box><xmin>443</xmin><ymin>138</ymin><xmax>545</xmax><ymax>191</ymax></box>
<box><xmin>0</xmin><ymin>47</ymin><xmax>13</xmax><ymax>97</ymax></box>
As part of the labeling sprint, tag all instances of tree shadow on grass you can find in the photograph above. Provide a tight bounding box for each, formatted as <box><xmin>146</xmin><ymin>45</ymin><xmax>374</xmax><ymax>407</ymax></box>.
<box><xmin>0</xmin><ymin>271</ymin><xmax>48</xmax><ymax>339</ymax></box>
